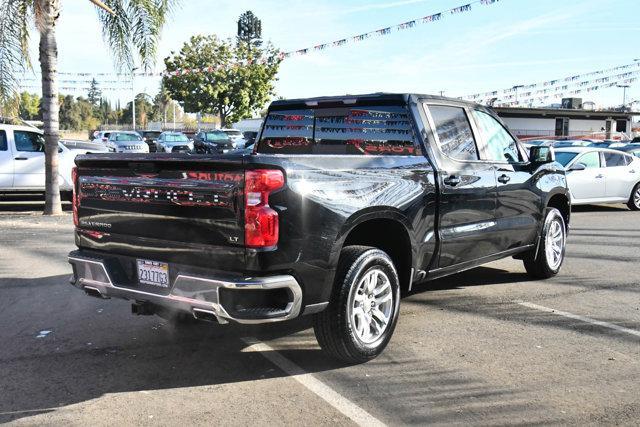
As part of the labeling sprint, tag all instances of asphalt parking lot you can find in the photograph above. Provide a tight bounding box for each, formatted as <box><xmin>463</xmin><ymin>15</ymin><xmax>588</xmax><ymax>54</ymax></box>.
<box><xmin>1</xmin><ymin>202</ymin><xmax>638</xmax><ymax>425</ymax></box>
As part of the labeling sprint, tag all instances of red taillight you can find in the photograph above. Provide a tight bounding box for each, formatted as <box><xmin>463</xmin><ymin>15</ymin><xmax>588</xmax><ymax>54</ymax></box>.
<box><xmin>244</xmin><ymin>169</ymin><xmax>285</xmax><ymax>248</ymax></box>
<box><xmin>72</xmin><ymin>166</ymin><xmax>79</xmax><ymax>227</ymax></box>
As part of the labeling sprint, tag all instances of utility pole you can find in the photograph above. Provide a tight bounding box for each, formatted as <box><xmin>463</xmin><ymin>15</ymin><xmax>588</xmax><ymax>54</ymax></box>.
<box><xmin>617</xmin><ymin>84</ymin><xmax>630</xmax><ymax>108</ymax></box>
<box><xmin>173</xmin><ymin>101</ymin><xmax>176</xmax><ymax>131</ymax></box>
<box><xmin>512</xmin><ymin>85</ymin><xmax>524</xmax><ymax>105</ymax></box>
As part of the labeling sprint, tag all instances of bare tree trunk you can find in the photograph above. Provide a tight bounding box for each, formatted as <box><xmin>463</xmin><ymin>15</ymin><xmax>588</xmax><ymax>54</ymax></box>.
<box><xmin>38</xmin><ymin>0</ymin><xmax>62</xmax><ymax>215</ymax></box>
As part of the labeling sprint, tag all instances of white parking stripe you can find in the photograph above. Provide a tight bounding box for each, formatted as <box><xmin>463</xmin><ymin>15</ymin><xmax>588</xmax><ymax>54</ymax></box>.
<box><xmin>517</xmin><ymin>301</ymin><xmax>640</xmax><ymax>338</ymax></box>
<box><xmin>242</xmin><ymin>338</ymin><xmax>385</xmax><ymax>427</ymax></box>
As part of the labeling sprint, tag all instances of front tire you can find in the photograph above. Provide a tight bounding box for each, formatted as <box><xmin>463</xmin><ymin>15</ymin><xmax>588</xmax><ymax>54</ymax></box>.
<box><xmin>627</xmin><ymin>183</ymin><xmax>640</xmax><ymax>211</ymax></box>
<box><xmin>523</xmin><ymin>207</ymin><xmax>566</xmax><ymax>279</ymax></box>
<box><xmin>313</xmin><ymin>246</ymin><xmax>400</xmax><ymax>363</ymax></box>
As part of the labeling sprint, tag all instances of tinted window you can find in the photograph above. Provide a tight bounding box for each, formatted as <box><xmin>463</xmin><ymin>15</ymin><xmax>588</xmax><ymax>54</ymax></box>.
<box><xmin>471</xmin><ymin>110</ymin><xmax>520</xmax><ymax>163</ymax></box>
<box><xmin>0</xmin><ymin>131</ymin><xmax>6</xmax><ymax>151</ymax></box>
<box><xmin>555</xmin><ymin>152</ymin><xmax>578</xmax><ymax>167</ymax></box>
<box><xmin>603</xmin><ymin>152</ymin><xmax>628</xmax><ymax>167</ymax></box>
<box><xmin>315</xmin><ymin>106</ymin><xmax>416</xmax><ymax>155</ymax></box>
<box><xmin>258</xmin><ymin>109</ymin><xmax>314</xmax><ymax>154</ymax></box>
<box><xmin>429</xmin><ymin>105</ymin><xmax>478</xmax><ymax>161</ymax></box>
<box><xmin>14</xmin><ymin>131</ymin><xmax>45</xmax><ymax>152</ymax></box>
<box><xmin>575</xmin><ymin>152</ymin><xmax>601</xmax><ymax>169</ymax></box>
<box><xmin>257</xmin><ymin>106</ymin><xmax>417</xmax><ymax>155</ymax></box>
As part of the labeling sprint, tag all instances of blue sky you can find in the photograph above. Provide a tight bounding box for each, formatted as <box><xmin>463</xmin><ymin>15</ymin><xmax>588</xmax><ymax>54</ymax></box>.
<box><xmin>21</xmin><ymin>0</ymin><xmax>640</xmax><ymax>108</ymax></box>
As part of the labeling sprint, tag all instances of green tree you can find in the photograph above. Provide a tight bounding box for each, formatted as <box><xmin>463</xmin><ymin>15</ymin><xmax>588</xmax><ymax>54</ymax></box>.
<box><xmin>0</xmin><ymin>0</ymin><xmax>178</xmax><ymax>215</ymax></box>
<box><xmin>123</xmin><ymin>93</ymin><xmax>153</xmax><ymax>129</ymax></box>
<box><xmin>163</xmin><ymin>35</ymin><xmax>281</xmax><ymax>127</ymax></box>
<box><xmin>237</xmin><ymin>10</ymin><xmax>262</xmax><ymax>47</ymax></box>
<box><xmin>87</xmin><ymin>78</ymin><xmax>101</xmax><ymax>106</ymax></box>
<box><xmin>18</xmin><ymin>91</ymin><xmax>41</xmax><ymax>120</ymax></box>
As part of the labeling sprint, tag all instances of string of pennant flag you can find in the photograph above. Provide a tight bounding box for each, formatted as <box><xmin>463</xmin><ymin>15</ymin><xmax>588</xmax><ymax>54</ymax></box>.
<box><xmin>464</xmin><ymin>60</ymin><xmax>640</xmax><ymax>101</ymax></box>
<box><xmin>161</xmin><ymin>0</ymin><xmax>500</xmax><ymax>77</ymax></box>
<box><xmin>483</xmin><ymin>69</ymin><xmax>640</xmax><ymax>106</ymax></box>
<box><xmin>16</xmin><ymin>0</ymin><xmax>500</xmax><ymax>81</ymax></box>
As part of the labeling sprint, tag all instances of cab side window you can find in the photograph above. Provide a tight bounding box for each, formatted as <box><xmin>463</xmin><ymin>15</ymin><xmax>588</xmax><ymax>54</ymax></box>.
<box><xmin>576</xmin><ymin>152</ymin><xmax>601</xmax><ymax>169</ymax></box>
<box><xmin>0</xmin><ymin>131</ymin><xmax>7</xmax><ymax>151</ymax></box>
<box><xmin>603</xmin><ymin>152</ymin><xmax>628</xmax><ymax>167</ymax></box>
<box><xmin>471</xmin><ymin>110</ymin><xmax>521</xmax><ymax>163</ymax></box>
<box><xmin>14</xmin><ymin>131</ymin><xmax>45</xmax><ymax>152</ymax></box>
<box><xmin>428</xmin><ymin>105</ymin><xmax>479</xmax><ymax>161</ymax></box>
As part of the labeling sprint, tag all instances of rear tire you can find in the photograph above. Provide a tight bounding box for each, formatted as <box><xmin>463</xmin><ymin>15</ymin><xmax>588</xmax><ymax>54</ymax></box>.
<box><xmin>627</xmin><ymin>183</ymin><xmax>640</xmax><ymax>211</ymax></box>
<box><xmin>523</xmin><ymin>208</ymin><xmax>566</xmax><ymax>279</ymax></box>
<box><xmin>313</xmin><ymin>246</ymin><xmax>400</xmax><ymax>363</ymax></box>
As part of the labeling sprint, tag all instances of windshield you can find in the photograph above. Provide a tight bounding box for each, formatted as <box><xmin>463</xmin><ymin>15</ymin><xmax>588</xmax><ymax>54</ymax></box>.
<box><xmin>164</xmin><ymin>134</ymin><xmax>189</xmax><ymax>142</ymax></box>
<box><xmin>555</xmin><ymin>152</ymin><xmax>579</xmax><ymax>166</ymax></box>
<box><xmin>224</xmin><ymin>130</ymin><xmax>242</xmax><ymax>136</ymax></box>
<box><xmin>113</xmin><ymin>133</ymin><xmax>142</xmax><ymax>142</ymax></box>
<box><xmin>204</xmin><ymin>131</ymin><xmax>229</xmax><ymax>141</ymax></box>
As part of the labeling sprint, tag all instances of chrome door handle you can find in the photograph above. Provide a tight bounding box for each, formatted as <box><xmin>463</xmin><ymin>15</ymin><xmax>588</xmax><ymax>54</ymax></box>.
<box><xmin>497</xmin><ymin>174</ymin><xmax>511</xmax><ymax>184</ymax></box>
<box><xmin>595</xmin><ymin>174</ymin><xmax>604</xmax><ymax>178</ymax></box>
<box><xmin>443</xmin><ymin>175</ymin><xmax>461</xmax><ymax>186</ymax></box>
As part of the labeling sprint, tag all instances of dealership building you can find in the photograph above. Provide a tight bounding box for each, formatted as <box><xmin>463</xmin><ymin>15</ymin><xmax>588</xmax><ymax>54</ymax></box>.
<box><xmin>493</xmin><ymin>99</ymin><xmax>640</xmax><ymax>139</ymax></box>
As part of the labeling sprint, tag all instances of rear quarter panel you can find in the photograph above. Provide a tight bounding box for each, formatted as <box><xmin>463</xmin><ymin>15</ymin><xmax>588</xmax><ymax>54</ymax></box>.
<box><xmin>246</xmin><ymin>154</ymin><xmax>436</xmax><ymax>305</ymax></box>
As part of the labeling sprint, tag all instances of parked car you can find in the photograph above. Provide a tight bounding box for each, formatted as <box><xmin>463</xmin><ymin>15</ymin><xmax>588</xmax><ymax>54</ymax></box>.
<box><xmin>221</xmin><ymin>128</ymin><xmax>247</xmax><ymax>149</ymax></box>
<box><xmin>91</xmin><ymin>130</ymin><xmax>116</xmax><ymax>144</ymax></box>
<box><xmin>68</xmin><ymin>93</ymin><xmax>571</xmax><ymax>363</ymax></box>
<box><xmin>156</xmin><ymin>131</ymin><xmax>193</xmax><ymax>153</ymax></box>
<box><xmin>555</xmin><ymin>147</ymin><xmax>640</xmax><ymax>210</ymax></box>
<box><xmin>552</xmin><ymin>140</ymin><xmax>592</xmax><ymax>148</ymax></box>
<box><xmin>0</xmin><ymin>124</ymin><xmax>103</xmax><ymax>195</ymax></box>
<box><xmin>105</xmin><ymin>131</ymin><xmax>149</xmax><ymax>153</ymax></box>
<box><xmin>588</xmin><ymin>140</ymin><xmax>628</xmax><ymax>148</ymax></box>
<box><xmin>139</xmin><ymin>130</ymin><xmax>162</xmax><ymax>152</ymax></box>
<box><xmin>615</xmin><ymin>144</ymin><xmax>640</xmax><ymax>157</ymax></box>
<box><xmin>193</xmin><ymin>130</ymin><xmax>234</xmax><ymax>153</ymax></box>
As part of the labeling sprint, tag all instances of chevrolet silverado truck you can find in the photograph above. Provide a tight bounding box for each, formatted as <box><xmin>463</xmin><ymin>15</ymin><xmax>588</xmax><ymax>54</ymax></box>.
<box><xmin>68</xmin><ymin>94</ymin><xmax>570</xmax><ymax>363</ymax></box>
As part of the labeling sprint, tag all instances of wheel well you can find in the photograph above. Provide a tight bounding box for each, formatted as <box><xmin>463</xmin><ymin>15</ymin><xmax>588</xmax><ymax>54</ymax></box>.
<box><xmin>547</xmin><ymin>194</ymin><xmax>570</xmax><ymax>228</ymax></box>
<box><xmin>342</xmin><ymin>219</ymin><xmax>412</xmax><ymax>293</ymax></box>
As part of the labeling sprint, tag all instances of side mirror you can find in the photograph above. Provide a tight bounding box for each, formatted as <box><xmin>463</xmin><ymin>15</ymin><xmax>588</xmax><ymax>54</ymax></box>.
<box><xmin>529</xmin><ymin>145</ymin><xmax>555</xmax><ymax>164</ymax></box>
<box><xmin>569</xmin><ymin>162</ymin><xmax>586</xmax><ymax>171</ymax></box>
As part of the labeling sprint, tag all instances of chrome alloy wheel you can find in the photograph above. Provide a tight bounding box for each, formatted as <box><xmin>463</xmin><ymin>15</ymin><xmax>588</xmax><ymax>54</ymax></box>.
<box><xmin>347</xmin><ymin>268</ymin><xmax>394</xmax><ymax>345</ymax></box>
<box><xmin>634</xmin><ymin>187</ymin><xmax>640</xmax><ymax>209</ymax></box>
<box><xmin>545</xmin><ymin>217</ymin><xmax>565</xmax><ymax>270</ymax></box>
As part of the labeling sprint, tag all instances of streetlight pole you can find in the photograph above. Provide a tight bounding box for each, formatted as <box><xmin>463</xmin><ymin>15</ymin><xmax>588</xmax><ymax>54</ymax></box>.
<box><xmin>173</xmin><ymin>101</ymin><xmax>176</xmax><ymax>131</ymax></box>
<box><xmin>512</xmin><ymin>85</ymin><xmax>524</xmax><ymax>105</ymax></box>
<box><xmin>131</xmin><ymin>67</ymin><xmax>138</xmax><ymax>131</ymax></box>
<box><xmin>617</xmin><ymin>84</ymin><xmax>630</xmax><ymax>108</ymax></box>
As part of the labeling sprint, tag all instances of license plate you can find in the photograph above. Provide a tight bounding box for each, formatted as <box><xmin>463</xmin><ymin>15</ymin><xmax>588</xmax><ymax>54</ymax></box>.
<box><xmin>137</xmin><ymin>259</ymin><xmax>169</xmax><ymax>288</ymax></box>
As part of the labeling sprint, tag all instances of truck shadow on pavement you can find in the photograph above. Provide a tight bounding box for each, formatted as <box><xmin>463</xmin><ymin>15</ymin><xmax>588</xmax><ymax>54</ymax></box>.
<box><xmin>0</xmin><ymin>271</ymin><xmax>557</xmax><ymax>424</ymax></box>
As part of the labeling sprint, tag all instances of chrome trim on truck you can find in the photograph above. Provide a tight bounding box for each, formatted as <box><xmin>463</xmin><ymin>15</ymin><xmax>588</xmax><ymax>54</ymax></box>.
<box><xmin>68</xmin><ymin>255</ymin><xmax>302</xmax><ymax>324</ymax></box>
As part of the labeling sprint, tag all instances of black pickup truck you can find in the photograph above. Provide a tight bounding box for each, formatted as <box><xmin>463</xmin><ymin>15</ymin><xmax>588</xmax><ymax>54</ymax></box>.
<box><xmin>69</xmin><ymin>93</ymin><xmax>570</xmax><ymax>363</ymax></box>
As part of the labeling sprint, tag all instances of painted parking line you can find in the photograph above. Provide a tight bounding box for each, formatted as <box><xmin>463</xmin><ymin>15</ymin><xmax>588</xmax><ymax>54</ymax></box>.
<box><xmin>517</xmin><ymin>301</ymin><xmax>640</xmax><ymax>338</ymax></box>
<box><xmin>242</xmin><ymin>337</ymin><xmax>385</xmax><ymax>427</ymax></box>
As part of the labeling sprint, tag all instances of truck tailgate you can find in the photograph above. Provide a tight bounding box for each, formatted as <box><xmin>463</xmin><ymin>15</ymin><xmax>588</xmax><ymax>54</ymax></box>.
<box><xmin>74</xmin><ymin>155</ymin><xmax>246</xmax><ymax>267</ymax></box>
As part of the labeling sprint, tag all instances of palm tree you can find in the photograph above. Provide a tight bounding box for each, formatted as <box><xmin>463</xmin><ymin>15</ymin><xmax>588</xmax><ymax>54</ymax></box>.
<box><xmin>0</xmin><ymin>0</ymin><xmax>177</xmax><ymax>215</ymax></box>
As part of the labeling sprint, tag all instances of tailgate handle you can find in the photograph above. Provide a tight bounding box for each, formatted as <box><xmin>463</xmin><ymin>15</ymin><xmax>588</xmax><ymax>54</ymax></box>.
<box><xmin>15</xmin><ymin>157</ymin><xmax>28</xmax><ymax>160</ymax></box>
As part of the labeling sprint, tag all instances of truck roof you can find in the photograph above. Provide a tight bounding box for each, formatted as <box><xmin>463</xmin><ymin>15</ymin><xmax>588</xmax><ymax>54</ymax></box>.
<box><xmin>269</xmin><ymin>93</ymin><xmax>479</xmax><ymax>110</ymax></box>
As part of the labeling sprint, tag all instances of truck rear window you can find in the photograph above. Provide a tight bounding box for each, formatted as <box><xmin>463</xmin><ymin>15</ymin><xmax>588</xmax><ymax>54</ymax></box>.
<box><xmin>257</xmin><ymin>106</ymin><xmax>417</xmax><ymax>155</ymax></box>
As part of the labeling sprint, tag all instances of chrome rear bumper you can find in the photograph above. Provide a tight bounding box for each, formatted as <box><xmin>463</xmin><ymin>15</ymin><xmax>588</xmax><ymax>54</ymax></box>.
<box><xmin>68</xmin><ymin>253</ymin><xmax>302</xmax><ymax>324</ymax></box>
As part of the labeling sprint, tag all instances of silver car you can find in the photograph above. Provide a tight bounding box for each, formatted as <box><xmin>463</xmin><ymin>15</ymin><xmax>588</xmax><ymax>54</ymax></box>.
<box><xmin>105</xmin><ymin>131</ymin><xmax>149</xmax><ymax>153</ymax></box>
<box><xmin>156</xmin><ymin>131</ymin><xmax>194</xmax><ymax>153</ymax></box>
<box><xmin>555</xmin><ymin>147</ymin><xmax>640</xmax><ymax>210</ymax></box>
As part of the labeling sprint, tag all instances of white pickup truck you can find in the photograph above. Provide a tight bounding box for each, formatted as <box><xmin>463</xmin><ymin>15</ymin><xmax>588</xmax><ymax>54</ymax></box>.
<box><xmin>0</xmin><ymin>124</ymin><xmax>106</xmax><ymax>194</ymax></box>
